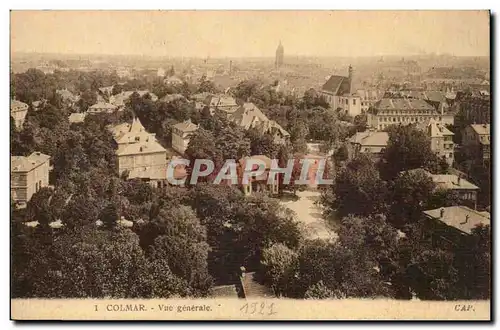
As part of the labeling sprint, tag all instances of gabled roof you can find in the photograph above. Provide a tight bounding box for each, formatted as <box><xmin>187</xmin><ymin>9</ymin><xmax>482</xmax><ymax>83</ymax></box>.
<box><xmin>470</xmin><ymin>124</ymin><xmax>490</xmax><ymax>135</ymax></box>
<box><xmin>423</xmin><ymin>206</ymin><xmax>490</xmax><ymax>235</ymax></box>
<box><xmin>373</xmin><ymin>98</ymin><xmax>436</xmax><ymax>112</ymax></box>
<box><xmin>11</xmin><ymin>152</ymin><xmax>51</xmax><ymax>172</ymax></box>
<box><xmin>416</xmin><ymin>118</ymin><xmax>454</xmax><ymax>137</ymax></box>
<box><xmin>431</xmin><ymin>174</ymin><xmax>479</xmax><ymax>190</ymax></box>
<box><xmin>321</xmin><ymin>75</ymin><xmax>351</xmax><ymax>96</ymax></box>
<box><xmin>116</xmin><ymin>140</ymin><xmax>166</xmax><ymax>156</ymax></box>
<box><xmin>110</xmin><ymin>118</ymin><xmax>154</xmax><ymax>145</ymax></box>
<box><xmin>68</xmin><ymin>112</ymin><xmax>87</xmax><ymax>123</ymax></box>
<box><xmin>173</xmin><ymin>119</ymin><xmax>199</xmax><ymax>133</ymax></box>
<box><xmin>11</xmin><ymin>100</ymin><xmax>29</xmax><ymax>111</ymax></box>
<box><xmin>349</xmin><ymin>131</ymin><xmax>389</xmax><ymax>147</ymax></box>
<box><xmin>230</xmin><ymin>103</ymin><xmax>269</xmax><ymax>130</ymax></box>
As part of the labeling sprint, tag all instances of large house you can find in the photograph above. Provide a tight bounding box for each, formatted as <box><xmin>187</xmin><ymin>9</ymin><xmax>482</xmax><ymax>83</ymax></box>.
<box><xmin>171</xmin><ymin>119</ymin><xmax>199</xmax><ymax>155</ymax></box>
<box><xmin>367</xmin><ymin>98</ymin><xmax>454</xmax><ymax>131</ymax></box>
<box><xmin>347</xmin><ymin>130</ymin><xmax>389</xmax><ymax>160</ymax></box>
<box><xmin>11</xmin><ymin>152</ymin><xmax>51</xmax><ymax>204</ymax></box>
<box><xmin>416</xmin><ymin>119</ymin><xmax>455</xmax><ymax>166</ymax></box>
<box><xmin>320</xmin><ymin>66</ymin><xmax>362</xmax><ymax>117</ymax></box>
<box><xmin>238</xmin><ymin>155</ymin><xmax>279</xmax><ymax>196</ymax></box>
<box><xmin>206</xmin><ymin>94</ymin><xmax>238</xmax><ymax>115</ymax></box>
<box><xmin>462</xmin><ymin>124</ymin><xmax>490</xmax><ymax>163</ymax></box>
<box><xmin>423</xmin><ymin>206</ymin><xmax>490</xmax><ymax>248</ymax></box>
<box><xmin>228</xmin><ymin>103</ymin><xmax>290</xmax><ymax>144</ymax></box>
<box><xmin>11</xmin><ymin>100</ymin><xmax>29</xmax><ymax>129</ymax></box>
<box><xmin>109</xmin><ymin>118</ymin><xmax>167</xmax><ymax>186</ymax></box>
<box><xmin>406</xmin><ymin>169</ymin><xmax>479</xmax><ymax>209</ymax></box>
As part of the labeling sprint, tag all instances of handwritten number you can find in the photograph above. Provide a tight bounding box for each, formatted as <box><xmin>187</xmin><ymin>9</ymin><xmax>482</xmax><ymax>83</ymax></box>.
<box><xmin>240</xmin><ymin>303</ymin><xmax>248</xmax><ymax>313</ymax></box>
<box><xmin>241</xmin><ymin>302</ymin><xmax>277</xmax><ymax>316</ymax></box>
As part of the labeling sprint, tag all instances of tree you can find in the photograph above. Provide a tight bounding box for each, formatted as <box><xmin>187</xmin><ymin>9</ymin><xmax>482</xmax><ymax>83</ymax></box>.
<box><xmin>260</xmin><ymin>243</ymin><xmax>299</xmax><ymax>296</ymax></box>
<box><xmin>214</xmin><ymin>126</ymin><xmax>251</xmax><ymax>160</ymax></box>
<box><xmin>379</xmin><ymin>125</ymin><xmax>441</xmax><ymax>180</ymax></box>
<box><xmin>323</xmin><ymin>154</ymin><xmax>388</xmax><ymax>218</ymax></box>
<box><xmin>76</xmin><ymin>90</ymin><xmax>97</xmax><ymax>113</ymax></box>
<box><xmin>388</xmin><ymin>169</ymin><xmax>436</xmax><ymax>228</ymax></box>
<box><xmin>185</xmin><ymin>128</ymin><xmax>222</xmax><ymax>175</ymax></box>
<box><xmin>144</xmin><ymin>205</ymin><xmax>213</xmax><ymax>294</ymax></box>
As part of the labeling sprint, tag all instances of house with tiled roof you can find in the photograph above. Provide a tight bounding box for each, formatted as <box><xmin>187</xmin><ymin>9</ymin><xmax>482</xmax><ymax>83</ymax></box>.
<box><xmin>423</xmin><ymin>206</ymin><xmax>490</xmax><ymax>248</ymax></box>
<box><xmin>205</xmin><ymin>94</ymin><xmax>238</xmax><ymax>115</ymax></box>
<box><xmin>367</xmin><ymin>98</ymin><xmax>454</xmax><ymax>131</ymax></box>
<box><xmin>171</xmin><ymin>119</ymin><xmax>199</xmax><ymax>155</ymax></box>
<box><xmin>10</xmin><ymin>99</ymin><xmax>29</xmax><ymax>129</ymax></box>
<box><xmin>415</xmin><ymin>118</ymin><xmax>455</xmax><ymax>166</ymax></box>
<box><xmin>320</xmin><ymin>65</ymin><xmax>363</xmax><ymax>116</ymax></box>
<box><xmin>405</xmin><ymin>169</ymin><xmax>479</xmax><ymax>209</ymax></box>
<box><xmin>237</xmin><ymin>155</ymin><xmax>279</xmax><ymax>196</ymax></box>
<box><xmin>348</xmin><ymin>130</ymin><xmax>389</xmax><ymax>160</ymax></box>
<box><xmin>11</xmin><ymin>152</ymin><xmax>51</xmax><ymax>204</ymax></box>
<box><xmin>462</xmin><ymin>124</ymin><xmax>490</xmax><ymax>163</ymax></box>
<box><xmin>228</xmin><ymin>103</ymin><xmax>290</xmax><ymax>144</ymax></box>
<box><xmin>109</xmin><ymin>118</ymin><xmax>167</xmax><ymax>186</ymax></box>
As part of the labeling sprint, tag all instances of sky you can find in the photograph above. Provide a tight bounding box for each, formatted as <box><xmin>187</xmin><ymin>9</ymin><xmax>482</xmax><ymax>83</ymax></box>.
<box><xmin>10</xmin><ymin>11</ymin><xmax>490</xmax><ymax>58</ymax></box>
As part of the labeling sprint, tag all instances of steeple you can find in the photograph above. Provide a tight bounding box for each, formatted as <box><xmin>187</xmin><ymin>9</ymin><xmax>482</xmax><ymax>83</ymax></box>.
<box><xmin>275</xmin><ymin>41</ymin><xmax>284</xmax><ymax>69</ymax></box>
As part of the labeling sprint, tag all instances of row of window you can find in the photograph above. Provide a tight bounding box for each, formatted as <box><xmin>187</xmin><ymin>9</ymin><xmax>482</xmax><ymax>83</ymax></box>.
<box><xmin>379</xmin><ymin>110</ymin><xmax>436</xmax><ymax>115</ymax></box>
<box><xmin>379</xmin><ymin>116</ymin><xmax>443</xmax><ymax>123</ymax></box>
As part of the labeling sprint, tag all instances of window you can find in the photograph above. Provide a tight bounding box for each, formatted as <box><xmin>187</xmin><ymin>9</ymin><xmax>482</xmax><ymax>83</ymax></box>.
<box><xmin>39</xmin><ymin>180</ymin><xmax>42</xmax><ymax>189</ymax></box>
<box><xmin>135</xmin><ymin>136</ymin><xmax>140</xmax><ymax>142</ymax></box>
<box><xmin>353</xmin><ymin>99</ymin><xmax>356</xmax><ymax>105</ymax></box>
<box><xmin>345</xmin><ymin>99</ymin><xmax>348</xmax><ymax>105</ymax></box>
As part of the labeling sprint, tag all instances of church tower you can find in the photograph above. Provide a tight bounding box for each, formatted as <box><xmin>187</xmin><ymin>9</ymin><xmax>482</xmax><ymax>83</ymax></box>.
<box><xmin>275</xmin><ymin>41</ymin><xmax>284</xmax><ymax>69</ymax></box>
<box><xmin>348</xmin><ymin>64</ymin><xmax>354</xmax><ymax>93</ymax></box>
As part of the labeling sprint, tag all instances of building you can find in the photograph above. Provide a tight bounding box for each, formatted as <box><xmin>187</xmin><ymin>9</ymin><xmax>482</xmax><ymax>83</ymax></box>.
<box><xmin>348</xmin><ymin>130</ymin><xmax>389</xmax><ymax>160</ymax></box>
<box><xmin>171</xmin><ymin>119</ymin><xmax>199</xmax><ymax>155</ymax></box>
<box><xmin>275</xmin><ymin>41</ymin><xmax>284</xmax><ymax>69</ymax></box>
<box><xmin>11</xmin><ymin>152</ymin><xmax>51</xmax><ymax>203</ymax></box>
<box><xmin>320</xmin><ymin>66</ymin><xmax>362</xmax><ymax>117</ymax></box>
<box><xmin>407</xmin><ymin>169</ymin><xmax>479</xmax><ymax>209</ymax></box>
<box><xmin>416</xmin><ymin>118</ymin><xmax>455</xmax><ymax>166</ymax></box>
<box><xmin>206</xmin><ymin>94</ymin><xmax>238</xmax><ymax>115</ymax></box>
<box><xmin>87</xmin><ymin>102</ymin><xmax>118</xmax><ymax>114</ymax></box>
<box><xmin>11</xmin><ymin>100</ymin><xmax>29</xmax><ymax>129</ymax></box>
<box><xmin>68</xmin><ymin>112</ymin><xmax>87</xmax><ymax>124</ymax></box>
<box><xmin>238</xmin><ymin>155</ymin><xmax>279</xmax><ymax>196</ymax></box>
<box><xmin>109</xmin><ymin>118</ymin><xmax>167</xmax><ymax>186</ymax></box>
<box><xmin>367</xmin><ymin>98</ymin><xmax>454</xmax><ymax>131</ymax></box>
<box><xmin>423</xmin><ymin>206</ymin><xmax>490</xmax><ymax>248</ymax></box>
<box><xmin>462</xmin><ymin>124</ymin><xmax>490</xmax><ymax>162</ymax></box>
<box><xmin>356</xmin><ymin>89</ymin><xmax>384</xmax><ymax>113</ymax></box>
<box><xmin>229</xmin><ymin>103</ymin><xmax>290</xmax><ymax>144</ymax></box>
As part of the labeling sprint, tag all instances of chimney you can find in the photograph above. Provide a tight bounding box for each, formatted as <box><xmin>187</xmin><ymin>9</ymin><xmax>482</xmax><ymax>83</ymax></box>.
<box><xmin>440</xmin><ymin>207</ymin><xmax>445</xmax><ymax>218</ymax></box>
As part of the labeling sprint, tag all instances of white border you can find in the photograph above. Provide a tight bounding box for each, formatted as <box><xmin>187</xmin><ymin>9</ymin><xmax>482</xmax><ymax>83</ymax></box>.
<box><xmin>2</xmin><ymin>3</ymin><xmax>498</xmax><ymax>330</ymax></box>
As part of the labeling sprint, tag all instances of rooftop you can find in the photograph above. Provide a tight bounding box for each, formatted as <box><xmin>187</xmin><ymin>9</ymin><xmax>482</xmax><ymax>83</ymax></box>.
<box><xmin>470</xmin><ymin>124</ymin><xmax>490</xmax><ymax>136</ymax></box>
<box><xmin>423</xmin><ymin>206</ymin><xmax>490</xmax><ymax>235</ymax></box>
<box><xmin>11</xmin><ymin>99</ymin><xmax>29</xmax><ymax>111</ymax></box>
<box><xmin>68</xmin><ymin>112</ymin><xmax>87</xmax><ymax>124</ymax></box>
<box><xmin>321</xmin><ymin>75</ymin><xmax>351</xmax><ymax>96</ymax></box>
<box><xmin>373</xmin><ymin>98</ymin><xmax>436</xmax><ymax>112</ymax></box>
<box><xmin>416</xmin><ymin>118</ymin><xmax>454</xmax><ymax>137</ymax></box>
<box><xmin>173</xmin><ymin>119</ymin><xmax>199</xmax><ymax>132</ymax></box>
<box><xmin>11</xmin><ymin>152</ymin><xmax>51</xmax><ymax>172</ymax></box>
<box><xmin>349</xmin><ymin>130</ymin><xmax>389</xmax><ymax>147</ymax></box>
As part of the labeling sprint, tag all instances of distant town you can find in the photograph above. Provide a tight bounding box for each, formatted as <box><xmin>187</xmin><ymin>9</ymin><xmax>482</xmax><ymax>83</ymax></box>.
<box><xmin>11</xmin><ymin>40</ymin><xmax>490</xmax><ymax>301</ymax></box>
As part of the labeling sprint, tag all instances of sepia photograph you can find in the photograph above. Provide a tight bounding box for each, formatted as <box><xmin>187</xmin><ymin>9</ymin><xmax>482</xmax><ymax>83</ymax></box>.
<box><xmin>9</xmin><ymin>10</ymin><xmax>491</xmax><ymax>321</ymax></box>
